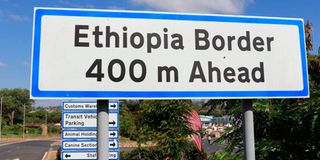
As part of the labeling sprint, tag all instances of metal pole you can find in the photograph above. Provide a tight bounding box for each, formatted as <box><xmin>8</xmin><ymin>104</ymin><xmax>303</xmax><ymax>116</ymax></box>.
<box><xmin>0</xmin><ymin>97</ymin><xmax>2</xmax><ymax>141</ymax></box>
<box><xmin>23</xmin><ymin>104</ymin><xmax>25</xmax><ymax>139</ymax></box>
<box><xmin>97</xmin><ymin>100</ymin><xmax>109</xmax><ymax>160</ymax></box>
<box><xmin>45</xmin><ymin>109</ymin><xmax>47</xmax><ymax>125</ymax></box>
<box><xmin>45</xmin><ymin>109</ymin><xmax>48</xmax><ymax>137</ymax></box>
<box><xmin>243</xmin><ymin>99</ymin><xmax>255</xmax><ymax>160</ymax></box>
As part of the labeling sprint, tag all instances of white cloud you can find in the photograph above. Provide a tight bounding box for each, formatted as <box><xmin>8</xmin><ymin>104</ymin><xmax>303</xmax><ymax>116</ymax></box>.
<box><xmin>0</xmin><ymin>61</ymin><xmax>6</xmax><ymax>67</ymax></box>
<box><xmin>22</xmin><ymin>61</ymin><xmax>30</xmax><ymax>67</ymax></box>
<box><xmin>0</xmin><ymin>10</ymin><xmax>29</xmax><ymax>22</ymax></box>
<box><xmin>58</xmin><ymin>0</ymin><xmax>96</xmax><ymax>9</ymax></box>
<box><xmin>7</xmin><ymin>13</ymin><xmax>29</xmax><ymax>22</ymax></box>
<box><xmin>106</xmin><ymin>6</ymin><xmax>126</xmax><ymax>10</ymax></box>
<box><xmin>131</xmin><ymin>0</ymin><xmax>254</xmax><ymax>14</ymax></box>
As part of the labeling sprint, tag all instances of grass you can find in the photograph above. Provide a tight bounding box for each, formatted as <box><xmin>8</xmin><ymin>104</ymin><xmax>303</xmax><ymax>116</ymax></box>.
<box><xmin>2</xmin><ymin>133</ymin><xmax>42</xmax><ymax>138</ymax></box>
<box><xmin>1</xmin><ymin>132</ymin><xmax>61</xmax><ymax>138</ymax></box>
<box><xmin>120</xmin><ymin>136</ymin><xmax>131</xmax><ymax>142</ymax></box>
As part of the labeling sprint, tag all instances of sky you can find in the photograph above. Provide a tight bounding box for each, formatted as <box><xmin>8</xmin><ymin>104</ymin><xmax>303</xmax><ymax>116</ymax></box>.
<box><xmin>0</xmin><ymin>0</ymin><xmax>319</xmax><ymax>106</ymax></box>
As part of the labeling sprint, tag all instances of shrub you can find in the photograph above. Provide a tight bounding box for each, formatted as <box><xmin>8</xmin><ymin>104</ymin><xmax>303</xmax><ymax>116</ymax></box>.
<box><xmin>2</xmin><ymin>124</ymin><xmax>23</xmax><ymax>135</ymax></box>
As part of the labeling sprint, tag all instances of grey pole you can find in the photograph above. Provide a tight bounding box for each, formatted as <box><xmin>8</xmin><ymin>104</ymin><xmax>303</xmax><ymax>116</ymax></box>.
<box><xmin>45</xmin><ymin>109</ymin><xmax>48</xmax><ymax>137</ymax></box>
<box><xmin>0</xmin><ymin>97</ymin><xmax>2</xmax><ymax>141</ymax></box>
<box><xmin>243</xmin><ymin>99</ymin><xmax>255</xmax><ymax>160</ymax></box>
<box><xmin>23</xmin><ymin>104</ymin><xmax>25</xmax><ymax>139</ymax></box>
<box><xmin>45</xmin><ymin>109</ymin><xmax>47</xmax><ymax>125</ymax></box>
<box><xmin>97</xmin><ymin>100</ymin><xmax>109</xmax><ymax>160</ymax></box>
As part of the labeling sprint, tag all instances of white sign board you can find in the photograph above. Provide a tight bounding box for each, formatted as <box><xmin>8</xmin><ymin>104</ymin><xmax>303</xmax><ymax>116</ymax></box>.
<box><xmin>62</xmin><ymin>130</ymin><xmax>96</xmax><ymax>139</ymax></box>
<box><xmin>63</xmin><ymin>102</ymin><xmax>96</xmax><ymax>110</ymax></box>
<box><xmin>62</xmin><ymin>112</ymin><xmax>118</xmax><ymax>128</ymax></box>
<box><xmin>63</xmin><ymin>102</ymin><xmax>119</xmax><ymax>110</ymax></box>
<box><xmin>62</xmin><ymin>130</ymin><xmax>118</xmax><ymax>139</ymax></box>
<box><xmin>62</xmin><ymin>140</ymin><xmax>119</xmax><ymax>150</ymax></box>
<box><xmin>31</xmin><ymin>8</ymin><xmax>308</xmax><ymax>99</ymax></box>
<box><xmin>62</xmin><ymin>151</ymin><xmax>118</xmax><ymax>160</ymax></box>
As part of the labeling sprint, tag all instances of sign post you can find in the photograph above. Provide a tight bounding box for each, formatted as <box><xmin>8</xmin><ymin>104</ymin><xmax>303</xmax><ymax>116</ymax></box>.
<box><xmin>243</xmin><ymin>100</ymin><xmax>255</xmax><ymax>160</ymax></box>
<box><xmin>97</xmin><ymin>100</ymin><xmax>109</xmax><ymax>160</ymax></box>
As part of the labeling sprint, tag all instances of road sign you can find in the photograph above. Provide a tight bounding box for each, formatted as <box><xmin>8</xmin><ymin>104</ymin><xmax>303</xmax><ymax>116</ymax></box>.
<box><xmin>62</xmin><ymin>112</ymin><xmax>118</xmax><ymax>128</ymax></box>
<box><xmin>62</xmin><ymin>139</ymin><xmax>119</xmax><ymax>150</ymax></box>
<box><xmin>62</xmin><ymin>130</ymin><xmax>96</xmax><ymax>139</ymax></box>
<box><xmin>63</xmin><ymin>102</ymin><xmax>96</xmax><ymax>110</ymax></box>
<box><xmin>63</xmin><ymin>102</ymin><xmax>119</xmax><ymax>111</ymax></box>
<box><xmin>31</xmin><ymin>8</ymin><xmax>308</xmax><ymax>99</ymax></box>
<box><xmin>62</xmin><ymin>151</ymin><xmax>118</xmax><ymax>160</ymax></box>
<box><xmin>62</xmin><ymin>130</ymin><xmax>118</xmax><ymax>139</ymax></box>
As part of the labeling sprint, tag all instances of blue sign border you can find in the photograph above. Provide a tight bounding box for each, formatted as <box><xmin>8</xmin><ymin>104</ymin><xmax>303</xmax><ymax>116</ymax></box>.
<box><xmin>62</xmin><ymin>130</ymin><xmax>119</xmax><ymax>139</ymax></box>
<box><xmin>31</xmin><ymin>8</ymin><xmax>309</xmax><ymax>99</ymax></box>
<box><xmin>62</xmin><ymin>151</ymin><xmax>119</xmax><ymax>160</ymax></box>
<box><xmin>62</xmin><ymin>112</ymin><xmax>119</xmax><ymax>129</ymax></box>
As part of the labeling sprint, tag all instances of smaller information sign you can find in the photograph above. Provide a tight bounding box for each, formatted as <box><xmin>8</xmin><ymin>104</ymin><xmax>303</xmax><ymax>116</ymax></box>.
<box><xmin>62</xmin><ymin>151</ymin><xmax>118</xmax><ymax>160</ymax></box>
<box><xmin>62</xmin><ymin>112</ymin><xmax>118</xmax><ymax>128</ymax></box>
<box><xmin>63</xmin><ymin>102</ymin><xmax>119</xmax><ymax>111</ymax></box>
<box><xmin>62</xmin><ymin>130</ymin><xmax>118</xmax><ymax>139</ymax></box>
<box><xmin>62</xmin><ymin>140</ymin><xmax>119</xmax><ymax>150</ymax></box>
<box><xmin>62</xmin><ymin>130</ymin><xmax>96</xmax><ymax>139</ymax></box>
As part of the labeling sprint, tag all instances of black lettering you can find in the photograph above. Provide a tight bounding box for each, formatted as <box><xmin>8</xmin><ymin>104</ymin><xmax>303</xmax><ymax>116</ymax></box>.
<box><xmin>227</xmin><ymin>36</ymin><xmax>235</xmax><ymax>50</ymax></box>
<box><xmin>147</xmin><ymin>33</ymin><xmax>161</xmax><ymax>53</ymax></box>
<box><xmin>108</xmin><ymin>59</ymin><xmax>125</xmax><ymax>82</ymax></box>
<box><xmin>106</xmin><ymin>26</ymin><xmax>119</xmax><ymax>48</ymax></box>
<box><xmin>208</xmin><ymin>62</ymin><xmax>221</xmax><ymax>82</ymax></box>
<box><xmin>85</xmin><ymin>59</ymin><xmax>104</xmax><ymax>81</ymax></box>
<box><xmin>130</xmin><ymin>32</ymin><xmax>144</xmax><ymax>48</ymax></box>
<box><xmin>75</xmin><ymin>25</ymin><xmax>89</xmax><ymax>47</ymax></box>
<box><xmin>123</xmin><ymin>26</ymin><xmax>128</xmax><ymax>48</ymax></box>
<box><xmin>163</xmin><ymin>28</ymin><xmax>168</xmax><ymax>49</ymax></box>
<box><xmin>212</xmin><ymin>35</ymin><xmax>225</xmax><ymax>51</ymax></box>
<box><xmin>189</xmin><ymin>61</ymin><xmax>206</xmax><ymax>82</ymax></box>
<box><xmin>238</xmin><ymin>67</ymin><xmax>250</xmax><ymax>83</ymax></box>
<box><xmin>171</xmin><ymin>34</ymin><xmax>184</xmax><ymax>50</ymax></box>
<box><xmin>195</xmin><ymin>29</ymin><xmax>209</xmax><ymax>50</ymax></box>
<box><xmin>252</xmin><ymin>62</ymin><xmax>265</xmax><ymax>82</ymax></box>
<box><xmin>266</xmin><ymin>37</ymin><xmax>274</xmax><ymax>51</ymax></box>
<box><xmin>253</xmin><ymin>37</ymin><xmax>264</xmax><ymax>52</ymax></box>
<box><xmin>224</xmin><ymin>67</ymin><xmax>235</xmax><ymax>83</ymax></box>
<box><xmin>93</xmin><ymin>26</ymin><xmax>103</xmax><ymax>48</ymax></box>
<box><xmin>158</xmin><ymin>66</ymin><xmax>179</xmax><ymax>82</ymax></box>
<box><xmin>238</xmin><ymin>31</ymin><xmax>251</xmax><ymax>51</ymax></box>
<box><xmin>130</xmin><ymin>59</ymin><xmax>146</xmax><ymax>82</ymax></box>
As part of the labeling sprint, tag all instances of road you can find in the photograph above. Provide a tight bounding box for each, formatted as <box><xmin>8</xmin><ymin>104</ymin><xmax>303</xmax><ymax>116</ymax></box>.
<box><xmin>0</xmin><ymin>140</ymin><xmax>56</xmax><ymax>160</ymax></box>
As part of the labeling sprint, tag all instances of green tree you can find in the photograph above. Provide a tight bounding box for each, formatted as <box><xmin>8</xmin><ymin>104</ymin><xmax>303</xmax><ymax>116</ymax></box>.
<box><xmin>137</xmin><ymin>100</ymin><xmax>194</xmax><ymax>159</ymax></box>
<box><xmin>47</xmin><ymin>109</ymin><xmax>62</xmax><ymax>124</ymax></box>
<box><xmin>0</xmin><ymin>89</ymin><xmax>34</xmax><ymax>125</ymax></box>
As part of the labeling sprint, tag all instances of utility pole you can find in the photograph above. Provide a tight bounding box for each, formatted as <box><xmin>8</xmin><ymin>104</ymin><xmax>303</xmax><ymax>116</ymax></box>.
<box><xmin>45</xmin><ymin>109</ymin><xmax>47</xmax><ymax>125</ymax></box>
<box><xmin>23</xmin><ymin>104</ymin><xmax>25</xmax><ymax>139</ymax></box>
<box><xmin>0</xmin><ymin>97</ymin><xmax>2</xmax><ymax>141</ymax></box>
<box><xmin>45</xmin><ymin>109</ymin><xmax>48</xmax><ymax>137</ymax></box>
